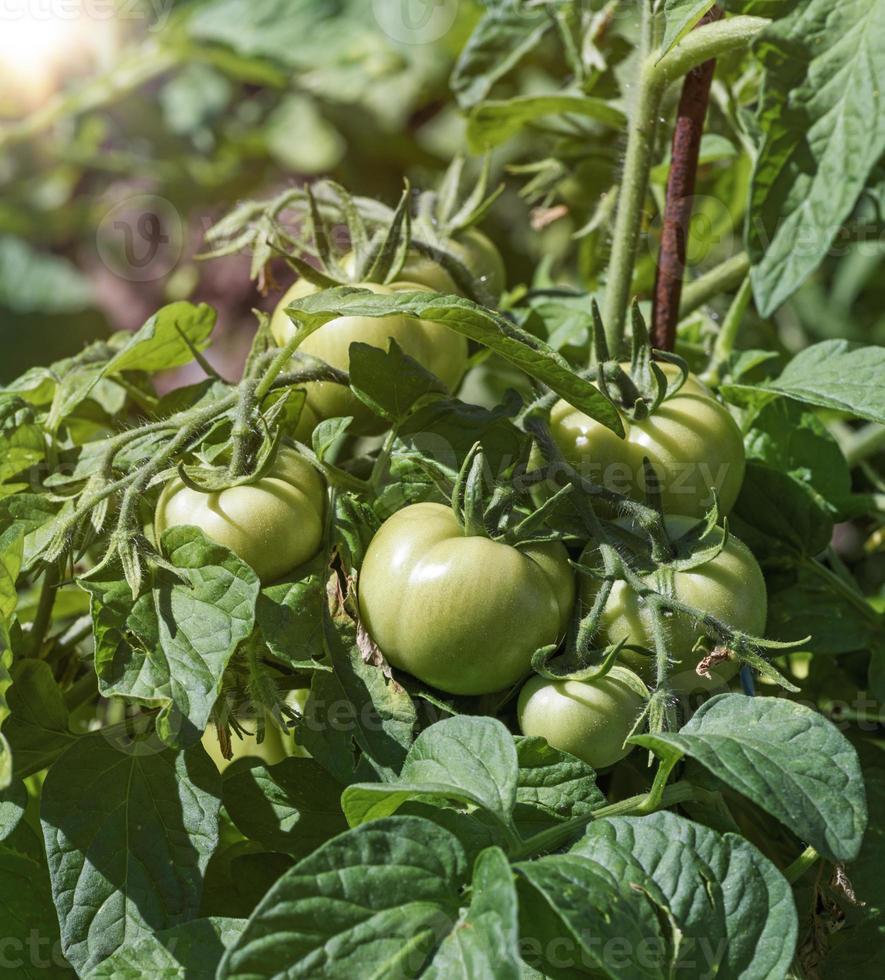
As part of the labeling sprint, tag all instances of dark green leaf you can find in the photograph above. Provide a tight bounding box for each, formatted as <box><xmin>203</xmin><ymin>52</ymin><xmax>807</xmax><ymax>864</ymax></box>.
<box><xmin>223</xmin><ymin>757</ymin><xmax>347</xmax><ymax>858</ymax></box>
<box><xmin>632</xmin><ymin>693</ymin><xmax>867</xmax><ymax>863</ymax></box>
<box><xmin>41</xmin><ymin>735</ymin><xmax>221</xmax><ymax>974</ymax></box>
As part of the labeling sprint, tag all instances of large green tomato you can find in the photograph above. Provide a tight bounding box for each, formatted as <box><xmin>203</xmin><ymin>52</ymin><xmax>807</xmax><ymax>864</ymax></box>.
<box><xmin>400</xmin><ymin>228</ymin><xmax>506</xmax><ymax>301</ymax></box>
<box><xmin>580</xmin><ymin>516</ymin><xmax>767</xmax><ymax>692</ymax></box>
<box><xmin>546</xmin><ymin>364</ymin><xmax>745</xmax><ymax>518</ymax></box>
<box><xmin>155</xmin><ymin>447</ymin><xmax>325</xmax><ymax>584</ymax></box>
<box><xmin>517</xmin><ymin>665</ymin><xmax>647</xmax><ymax>770</ymax></box>
<box><xmin>358</xmin><ymin>502</ymin><xmax>575</xmax><ymax>695</ymax></box>
<box><xmin>270</xmin><ymin>280</ymin><xmax>468</xmax><ymax>435</ymax></box>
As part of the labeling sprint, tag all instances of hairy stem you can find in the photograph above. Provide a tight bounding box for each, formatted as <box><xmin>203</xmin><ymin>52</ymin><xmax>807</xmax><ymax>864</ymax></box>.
<box><xmin>602</xmin><ymin>2</ymin><xmax>660</xmax><ymax>354</ymax></box>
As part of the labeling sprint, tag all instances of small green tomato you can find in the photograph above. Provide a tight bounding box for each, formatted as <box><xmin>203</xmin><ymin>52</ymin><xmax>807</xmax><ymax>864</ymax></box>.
<box><xmin>517</xmin><ymin>666</ymin><xmax>647</xmax><ymax>770</ymax></box>
<box><xmin>545</xmin><ymin>364</ymin><xmax>746</xmax><ymax>519</ymax></box>
<box><xmin>155</xmin><ymin>447</ymin><xmax>325</xmax><ymax>584</ymax></box>
<box><xmin>270</xmin><ymin>280</ymin><xmax>468</xmax><ymax>435</ymax></box>
<box><xmin>580</xmin><ymin>516</ymin><xmax>767</xmax><ymax>692</ymax></box>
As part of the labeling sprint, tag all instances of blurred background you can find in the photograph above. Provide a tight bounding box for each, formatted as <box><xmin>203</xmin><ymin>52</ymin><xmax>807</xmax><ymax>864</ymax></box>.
<box><xmin>2</xmin><ymin>0</ymin><xmax>883</xmax><ymax>385</ymax></box>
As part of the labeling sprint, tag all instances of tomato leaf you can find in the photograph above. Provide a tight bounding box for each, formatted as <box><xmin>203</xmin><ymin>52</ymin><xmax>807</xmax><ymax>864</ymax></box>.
<box><xmin>631</xmin><ymin>693</ymin><xmax>867</xmax><ymax>863</ymax></box>
<box><xmin>285</xmin><ymin>288</ymin><xmax>625</xmax><ymax>436</ymax></box>
<box><xmin>516</xmin><ymin>851</ymin><xmax>665</xmax><ymax>977</ymax></box>
<box><xmin>255</xmin><ymin>556</ymin><xmax>326</xmax><ymax>668</ymax></box>
<box><xmin>85</xmin><ymin>917</ymin><xmax>246</xmax><ymax>980</ymax></box>
<box><xmin>0</xmin><ymin>836</ymin><xmax>69</xmax><ymax>979</ymax></box>
<box><xmin>81</xmin><ymin>526</ymin><xmax>260</xmax><ymax>749</ymax></box>
<box><xmin>348</xmin><ymin>339</ymin><xmax>446</xmax><ymax>423</ymax></box>
<box><xmin>421</xmin><ymin>847</ymin><xmax>522</xmax><ymax>980</ymax></box>
<box><xmin>341</xmin><ymin>715</ymin><xmax>520</xmax><ymax>836</ymax></box>
<box><xmin>467</xmin><ymin>94</ymin><xmax>626</xmax><ymax>151</ymax></box>
<box><xmin>451</xmin><ymin>5</ymin><xmax>551</xmax><ymax>109</ymax></box>
<box><xmin>3</xmin><ymin>660</ymin><xmax>76</xmax><ymax>780</ymax></box>
<box><xmin>757</xmin><ymin>340</ymin><xmax>885</xmax><ymax>425</ymax></box>
<box><xmin>0</xmin><ymin>778</ymin><xmax>26</xmax><ymax>841</ymax></box>
<box><xmin>103</xmin><ymin>302</ymin><xmax>217</xmax><ymax>376</ymax></box>
<box><xmin>747</xmin><ymin>0</ymin><xmax>885</xmax><ymax>314</ymax></box>
<box><xmin>571</xmin><ymin>812</ymin><xmax>798</xmax><ymax>980</ymax></box>
<box><xmin>40</xmin><ymin>735</ymin><xmax>220</xmax><ymax>975</ymax></box>
<box><xmin>217</xmin><ymin>817</ymin><xmax>469</xmax><ymax>979</ymax></box>
<box><xmin>222</xmin><ymin>757</ymin><xmax>348</xmax><ymax>859</ymax></box>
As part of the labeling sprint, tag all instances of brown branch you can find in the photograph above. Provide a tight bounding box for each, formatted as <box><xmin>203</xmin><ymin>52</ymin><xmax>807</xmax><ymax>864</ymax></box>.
<box><xmin>652</xmin><ymin>6</ymin><xmax>724</xmax><ymax>352</ymax></box>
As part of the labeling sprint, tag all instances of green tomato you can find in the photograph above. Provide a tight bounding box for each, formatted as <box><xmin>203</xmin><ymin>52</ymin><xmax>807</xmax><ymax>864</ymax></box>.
<box><xmin>546</xmin><ymin>364</ymin><xmax>745</xmax><ymax>518</ymax></box>
<box><xmin>358</xmin><ymin>502</ymin><xmax>575</xmax><ymax>695</ymax></box>
<box><xmin>580</xmin><ymin>516</ymin><xmax>767</xmax><ymax>692</ymax></box>
<box><xmin>517</xmin><ymin>665</ymin><xmax>647</xmax><ymax>770</ymax></box>
<box><xmin>400</xmin><ymin>229</ymin><xmax>506</xmax><ymax>301</ymax></box>
<box><xmin>270</xmin><ymin>280</ymin><xmax>468</xmax><ymax>435</ymax></box>
<box><xmin>155</xmin><ymin>447</ymin><xmax>325</xmax><ymax>584</ymax></box>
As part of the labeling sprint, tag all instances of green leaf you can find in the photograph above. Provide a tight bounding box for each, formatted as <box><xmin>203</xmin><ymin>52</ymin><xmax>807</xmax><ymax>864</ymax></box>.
<box><xmin>3</xmin><ymin>659</ymin><xmax>76</xmax><ymax>779</ymax></box>
<box><xmin>758</xmin><ymin>341</ymin><xmax>885</xmax><ymax>424</ymax></box>
<box><xmin>0</xmin><ymin>839</ymin><xmax>71</xmax><ymax>978</ymax></box>
<box><xmin>744</xmin><ymin>399</ymin><xmax>851</xmax><ymax>510</ymax></box>
<box><xmin>85</xmin><ymin>917</ymin><xmax>246</xmax><ymax>980</ymax></box>
<box><xmin>512</xmin><ymin>737</ymin><xmax>604</xmax><ymax>838</ymax></box>
<box><xmin>341</xmin><ymin>715</ymin><xmax>519</xmax><ymax>836</ymax></box>
<box><xmin>217</xmin><ymin>816</ymin><xmax>468</xmax><ymax>979</ymax></box>
<box><xmin>767</xmin><ymin>566</ymin><xmax>883</xmax><ymax>656</ymax></box>
<box><xmin>40</xmin><ymin>735</ymin><xmax>221</xmax><ymax>975</ymax></box>
<box><xmin>467</xmin><ymin>94</ymin><xmax>625</xmax><ymax>151</ymax></box>
<box><xmin>422</xmin><ymin>847</ymin><xmax>522</xmax><ymax>980</ymax></box>
<box><xmin>632</xmin><ymin>693</ymin><xmax>867</xmax><ymax>863</ymax></box>
<box><xmin>731</xmin><ymin>460</ymin><xmax>834</xmax><ymax>560</ymax></box>
<box><xmin>451</xmin><ymin>6</ymin><xmax>551</xmax><ymax>108</ymax></box>
<box><xmin>222</xmin><ymin>757</ymin><xmax>348</xmax><ymax>859</ymax></box>
<box><xmin>660</xmin><ymin>1</ymin><xmax>717</xmax><ymax>56</ymax></box>
<box><xmin>0</xmin><ymin>778</ymin><xmax>26</xmax><ymax>840</ymax></box>
<box><xmin>103</xmin><ymin>302</ymin><xmax>217</xmax><ymax>376</ymax></box>
<box><xmin>286</xmin><ymin>288</ymin><xmax>624</xmax><ymax>436</ymax></box>
<box><xmin>82</xmin><ymin>526</ymin><xmax>259</xmax><ymax>749</ymax></box>
<box><xmin>348</xmin><ymin>339</ymin><xmax>446</xmax><ymax>423</ymax></box>
<box><xmin>572</xmin><ymin>811</ymin><xmax>797</xmax><ymax>980</ymax></box>
<box><xmin>516</xmin><ymin>852</ymin><xmax>665</xmax><ymax>978</ymax></box>
<box><xmin>321</xmin><ymin>615</ymin><xmax>416</xmax><ymax>780</ymax></box>
<box><xmin>748</xmin><ymin>0</ymin><xmax>885</xmax><ymax>313</ymax></box>
<box><xmin>255</xmin><ymin>557</ymin><xmax>325</xmax><ymax>667</ymax></box>
<box><xmin>0</xmin><ymin>422</ymin><xmax>45</xmax><ymax>484</ymax></box>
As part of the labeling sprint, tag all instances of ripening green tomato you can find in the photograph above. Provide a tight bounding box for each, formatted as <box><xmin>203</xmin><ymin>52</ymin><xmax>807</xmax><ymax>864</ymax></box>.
<box><xmin>546</xmin><ymin>364</ymin><xmax>745</xmax><ymax>519</ymax></box>
<box><xmin>399</xmin><ymin>228</ymin><xmax>506</xmax><ymax>301</ymax></box>
<box><xmin>270</xmin><ymin>280</ymin><xmax>468</xmax><ymax>435</ymax></box>
<box><xmin>517</xmin><ymin>665</ymin><xmax>647</xmax><ymax>770</ymax></box>
<box><xmin>358</xmin><ymin>502</ymin><xmax>575</xmax><ymax>695</ymax></box>
<box><xmin>155</xmin><ymin>447</ymin><xmax>325</xmax><ymax>584</ymax></box>
<box><xmin>580</xmin><ymin>516</ymin><xmax>767</xmax><ymax>692</ymax></box>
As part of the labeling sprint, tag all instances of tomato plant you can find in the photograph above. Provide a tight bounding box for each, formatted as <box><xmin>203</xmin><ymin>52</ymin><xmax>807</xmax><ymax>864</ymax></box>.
<box><xmin>0</xmin><ymin>2</ymin><xmax>883</xmax><ymax>978</ymax></box>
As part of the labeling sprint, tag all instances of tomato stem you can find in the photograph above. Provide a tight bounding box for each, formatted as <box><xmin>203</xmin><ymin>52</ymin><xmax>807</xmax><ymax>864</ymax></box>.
<box><xmin>679</xmin><ymin>251</ymin><xmax>750</xmax><ymax>317</ymax></box>
<box><xmin>784</xmin><ymin>845</ymin><xmax>820</xmax><ymax>884</ymax></box>
<box><xmin>702</xmin><ymin>275</ymin><xmax>753</xmax><ymax>384</ymax></box>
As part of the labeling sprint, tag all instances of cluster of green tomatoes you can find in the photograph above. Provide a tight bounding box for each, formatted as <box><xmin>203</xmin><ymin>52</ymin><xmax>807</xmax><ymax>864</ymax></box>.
<box><xmin>155</xmin><ymin>228</ymin><xmax>766</xmax><ymax>773</ymax></box>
